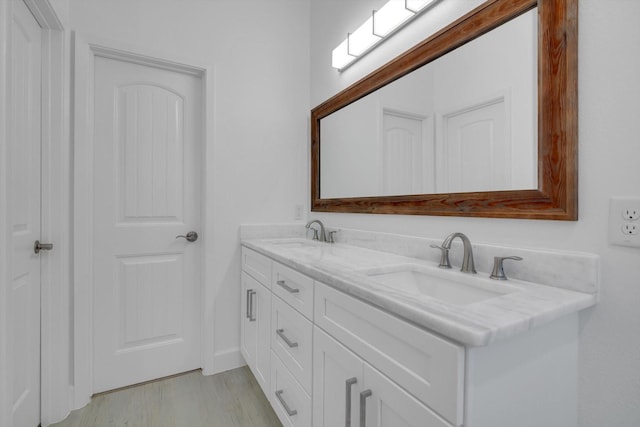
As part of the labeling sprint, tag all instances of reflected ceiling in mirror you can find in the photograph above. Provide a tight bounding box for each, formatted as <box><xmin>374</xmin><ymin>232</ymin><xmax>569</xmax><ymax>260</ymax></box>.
<box><xmin>321</xmin><ymin>9</ymin><xmax>538</xmax><ymax>199</ymax></box>
<box><xmin>311</xmin><ymin>0</ymin><xmax>578</xmax><ymax>220</ymax></box>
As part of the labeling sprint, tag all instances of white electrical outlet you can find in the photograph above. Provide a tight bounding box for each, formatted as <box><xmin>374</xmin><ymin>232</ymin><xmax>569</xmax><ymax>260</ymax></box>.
<box><xmin>610</xmin><ymin>197</ymin><xmax>640</xmax><ymax>248</ymax></box>
<box><xmin>622</xmin><ymin>223</ymin><xmax>639</xmax><ymax>235</ymax></box>
<box><xmin>294</xmin><ymin>204</ymin><xmax>303</xmax><ymax>220</ymax></box>
<box><xmin>622</xmin><ymin>208</ymin><xmax>640</xmax><ymax>220</ymax></box>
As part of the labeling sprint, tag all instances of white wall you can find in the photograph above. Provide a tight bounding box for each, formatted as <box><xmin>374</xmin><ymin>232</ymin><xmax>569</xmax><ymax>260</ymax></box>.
<box><xmin>66</xmin><ymin>0</ymin><xmax>310</xmax><ymax>372</ymax></box>
<box><xmin>310</xmin><ymin>1</ymin><xmax>640</xmax><ymax>426</ymax></box>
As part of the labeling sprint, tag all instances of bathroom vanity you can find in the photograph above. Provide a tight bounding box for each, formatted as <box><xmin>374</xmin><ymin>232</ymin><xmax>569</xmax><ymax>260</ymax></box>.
<box><xmin>239</xmin><ymin>226</ymin><xmax>598</xmax><ymax>427</ymax></box>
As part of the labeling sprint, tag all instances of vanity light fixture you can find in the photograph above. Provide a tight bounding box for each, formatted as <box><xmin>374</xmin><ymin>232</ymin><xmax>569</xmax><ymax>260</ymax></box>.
<box><xmin>331</xmin><ymin>0</ymin><xmax>437</xmax><ymax>71</ymax></box>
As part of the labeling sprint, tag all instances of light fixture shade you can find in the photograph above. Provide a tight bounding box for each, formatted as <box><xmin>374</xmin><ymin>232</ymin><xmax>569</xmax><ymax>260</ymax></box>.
<box><xmin>332</xmin><ymin>38</ymin><xmax>356</xmax><ymax>70</ymax></box>
<box><xmin>405</xmin><ymin>0</ymin><xmax>436</xmax><ymax>13</ymax></box>
<box><xmin>332</xmin><ymin>0</ymin><xmax>436</xmax><ymax>71</ymax></box>
<box><xmin>373</xmin><ymin>0</ymin><xmax>414</xmax><ymax>37</ymax></box>
<box><xmin>348</xmin><ymin>17</ymin><xmax>380</xmax><ymax>56</ymax></box>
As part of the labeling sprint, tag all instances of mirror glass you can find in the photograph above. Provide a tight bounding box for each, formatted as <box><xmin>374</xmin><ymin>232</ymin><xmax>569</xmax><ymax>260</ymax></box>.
<box><xmin>320</xmin><ymin>9</ymin><xmax>538</xmax><ymax>199</ymax></box>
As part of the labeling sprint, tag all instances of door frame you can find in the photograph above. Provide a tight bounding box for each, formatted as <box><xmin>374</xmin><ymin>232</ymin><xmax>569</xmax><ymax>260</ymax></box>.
<box><xmin>0</xmin><ymin>1</ymin><xmax>70</xmax><ymax>426</ymax></box>
<box><xmin>72</xmin><ymin>34</ymin><xmax>216</xmax><ymax>407</ymax></box>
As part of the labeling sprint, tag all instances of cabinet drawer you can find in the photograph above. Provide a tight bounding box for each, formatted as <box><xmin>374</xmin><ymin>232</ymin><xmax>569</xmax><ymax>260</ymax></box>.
<box><xmin>271</xmin><ymin>295</ymin><xmax>313</xmax><ymax>394</ymax></box>
<box><xmin>272</xmin><ymin>262</ymin><xmax>314</xmax><ymax>320</ymax></box>
<box><xmin>271</xmin><ymin>351</ymin><xmax>311</xmax><ymax>427</ymax></box>
<box><xmin>241</xmin><ymin>247</ymin><xmax>272</xmax><ymax>286</ymax></box>
<box><xmin>314</xmin><ymin>282</ymin><xmax>465</xmax><ymax>426</ymax></box>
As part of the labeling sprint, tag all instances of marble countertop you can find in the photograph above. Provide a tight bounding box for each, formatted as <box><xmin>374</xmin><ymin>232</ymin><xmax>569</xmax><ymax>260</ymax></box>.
<box><xmin>241</xmin><ymin>237</ymin><xmax>597</xmax><ymax>347</ymax></box>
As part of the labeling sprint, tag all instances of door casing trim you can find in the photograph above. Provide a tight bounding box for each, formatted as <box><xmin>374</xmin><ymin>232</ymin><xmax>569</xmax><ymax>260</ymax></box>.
<box><xmin>73</xmin><ymin>33</ymin><xmax>217</xmax><ymax>407</ymax></box>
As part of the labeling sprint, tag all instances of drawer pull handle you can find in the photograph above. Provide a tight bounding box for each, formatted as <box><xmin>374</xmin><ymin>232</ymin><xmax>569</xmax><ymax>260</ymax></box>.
<box><xmin>275</xmin><ymin>389</ymin><xmax>298</xmax><ymax>416</ymax></box>
<box><xmin>276</xmin><ymin>279</ymin><xmax>300</xmax><ymax>294</ymax></box>
<box><xmin>345</xmin><ymin>377</ymin><xmax>358</xmax><ymax>427</ymax></box>
<box><xmin>276</xmin><ymin>329</ymin><xmax>299</xmax><ymax>348</ymax></box>
<box><xmin>245</xmin><ymin>289</ymin><xmax>252</xmax><ymax>318</ymax></box>
<box><xmin>359</xmin><ymin>389</ymin><xmax>372</xmax><ymax>427</ymax></box>
<box><xmin>248</xmin><ymin>290</ymin><xmax>256</xmax><ymax>322</ymax></box>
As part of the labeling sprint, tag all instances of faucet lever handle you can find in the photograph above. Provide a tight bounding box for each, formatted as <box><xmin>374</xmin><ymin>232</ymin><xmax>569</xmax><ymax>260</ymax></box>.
<box><xmin>327</xmin><ymin>230</ymin><xmax>338</xmax><ymax>244</ymax></box>
<box><xmin>490</xmin><ymin>256</ymin><xmax>523</xmax><ymax>280</ymax></box>
<box><xmin>430</xmin><ymin>244</ymin><xmax>452</xmax><ymax>269</ymax></box>
<box><xmin>311</xmin><ymin>228</ymin><xmax>319</xmax><ymax>241</ymax></box>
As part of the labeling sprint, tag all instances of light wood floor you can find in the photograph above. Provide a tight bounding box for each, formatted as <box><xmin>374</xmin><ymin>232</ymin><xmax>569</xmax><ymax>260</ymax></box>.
<box><xmin>50</xmin><ymin>367</ymin><xmax>282</xmax><ymax>427</ymax></box>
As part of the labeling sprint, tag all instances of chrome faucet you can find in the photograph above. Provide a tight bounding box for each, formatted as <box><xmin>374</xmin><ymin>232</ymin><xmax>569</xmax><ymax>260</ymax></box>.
<box><xmin>305</xmin><ymin>220</ymin><xmax>327</xmax><ymax>242</ymax></box>
<box><xmin>430</xmin><ymin>232</ymin><xmax>477</xmax><ymax>274</ymax></box>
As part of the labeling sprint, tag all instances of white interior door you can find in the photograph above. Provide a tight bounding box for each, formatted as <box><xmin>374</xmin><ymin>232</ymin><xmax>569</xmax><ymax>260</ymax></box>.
<box><xmin>92</xmin><ymin>54</ymin><xmax>203</xmax><ymax>393</ymax></box>
<box><xmin>439</xmin><ymin>98</ymin><xmax>509</xmax><ymax>193</ymax></box>
<box><xmin>8</xmin><ymin>1</ymin><xmax>42</xmax><ymax>426</ymax></box>
<box><xmin>382</xmin><ymin>111</ymin><xmax>434</xmax><ymax>195</ymax></box>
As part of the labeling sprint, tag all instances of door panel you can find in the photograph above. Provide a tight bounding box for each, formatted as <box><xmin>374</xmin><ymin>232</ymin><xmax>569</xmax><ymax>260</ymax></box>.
<box><xmin>117</xmin><ymin>84</ymin><xmax>184</xmax><ymax>222</ymax></box>
<box><xmin>117</xmin><ymin>254</ymin><xmax>183</xmax><ymax>350</ymax></box>
<box><xmin>92</xmin><ymin>55</ymin><xmax>202</xmax><ymax>393</ymax></box>
<box><xmin>254</xmin><ymin>283</ymin><xmax>271</xmax><ymax>396</ymax></box>
<box><xmin>363</xmin><ymin>364</ymin><xmax>452</xmax><ymax>427</ymax></box>
<box><xmin>440</xmin><ymin>98</ymin><xmax>508</xmax><ymax>192</ymax></box>
<box><xmin>9</xmin><ymin>1</ymin><xmax>42</xmax><ymax>426</ymax></box>
<box><xmin>240</xmin><ymin>272</ymin><xmax>271</xmax><ymax>396</ymax></box>
<box><xmin>312</xmin><ymin>327</ymin><xmax>363</xmax><ymax>427</ymax></box>
<box><xmin>241</xmin><ymin>273</ymin><xmax>258</xmax><ymax>368</ymax></box>
<box><xmin>382</xmin><ymin>112</ymin><xmax>434</xmax><ymax>195</ymax></box>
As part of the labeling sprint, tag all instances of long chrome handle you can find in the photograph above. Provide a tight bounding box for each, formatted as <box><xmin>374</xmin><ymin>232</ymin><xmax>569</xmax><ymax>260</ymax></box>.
<box><xmin>175</xmin><ymin>231</ymin><xmax>198</xmax><ymax>242</ymax></box>
<box><xmin>34</xmin><ymin>240</ymin><xmax>54</xmax><ymax>254</ymax></box>
<box><xmin>248</xmin><ymin>290</ymin><xmax>256</xmax><ymax>322</ymax></box>
<box><xmin>276</xmin><ymin>329</ymin><xmax>298</xmax><ymax>348</ymax></box>
<box><xmin>245</xmin><ymin>289</ymin><xmax>252</xmax><ymax>318</ymax></box>
<box><xmin>275</xmin><ymin>389</ymin><xmax>297</xmax><ymax>416</ymax></box>
<box><xmin>345</xmin><ymin>377</ymin><xmax>358</xmax><ymax>427</ymax></box>
<box><xmin>359</xmin><ymin>390</ymin><xmax>372</xmax><ymax>427</ymax></box>
<box><xmin>276</xmin><ymin>279</ymin><xmax>300</xmax><ymax>294</ymax></box>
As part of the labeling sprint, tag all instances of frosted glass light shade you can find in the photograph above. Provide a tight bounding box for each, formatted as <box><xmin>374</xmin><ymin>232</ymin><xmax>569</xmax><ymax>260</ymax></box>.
<box><xmin>405</xmin><ymin>0</ymin><xmax>436</xmax><ymax>13</ymax></box>
<box><xmin>373</xmin><ymin>0</ymin><xmax>414</xmax><ymax>37</ymax></box>
<box><xmin>332</xmin><ymin>38</ymin><xmax>356</xmax><ymax>70</ymax></box>
<box><xmin>349</xmin><ymin>17</ymin><xmax>380</xmax><ymax>56</ymax></box>
<box><xmin>332</xmin><ymin>0</ymin><xmax>436</xmax><ymax>71</ymax></box>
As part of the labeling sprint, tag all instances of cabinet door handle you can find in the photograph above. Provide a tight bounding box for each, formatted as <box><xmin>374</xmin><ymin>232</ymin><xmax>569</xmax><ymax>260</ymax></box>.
<box><xmin>345</xmin><ymin>377</ymin><xmax>358</xmax><ymax>427</ymax></box>
<box><xmin>276</xmin><ymin>279</ymin><xmax>300</xmax><ymax>293</ymax></box>
<box><xmin>359</xmin><ymin>389</ymin><xmax>372</xmax><ymax>427</ymax></box>
<box><xmin>275</xmin><ymin>389</ymin><xmax>298</xmax><ymax>416</ymax></box>
<box><xmin>245</xmin><ymin>289</ymin><xmax>252</xmax><ymax>318</ymax></box>
<box><xmin>249</xmin><ymin>290</ymin><xmax>256</xmax><ymax>322</ymax></box>
<box><xmin>276</xmin><ymin>329</ymin><xmax>298</xmax><ymax>348</ymax></box>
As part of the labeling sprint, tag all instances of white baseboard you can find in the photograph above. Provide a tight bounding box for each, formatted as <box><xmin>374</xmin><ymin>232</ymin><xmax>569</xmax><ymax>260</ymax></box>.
<box><xmin>204</xmin><ymin>347</ymin><xmax>246</xmax><ymax>376</ymax></box>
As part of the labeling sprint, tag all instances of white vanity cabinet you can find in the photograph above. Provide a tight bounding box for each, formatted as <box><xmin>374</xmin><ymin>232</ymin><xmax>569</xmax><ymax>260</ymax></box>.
<box><xmin>240</xmin><ymin>245</ymin><xmax>581</xmax><ymax>427</ymax></box>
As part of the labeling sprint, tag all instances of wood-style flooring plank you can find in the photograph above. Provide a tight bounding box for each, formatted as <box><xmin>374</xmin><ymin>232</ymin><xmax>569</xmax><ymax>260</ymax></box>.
<box><xmin>50</xmin><ymin>367</ymin><xmax>282</xmax><ymax>427</ymax></box>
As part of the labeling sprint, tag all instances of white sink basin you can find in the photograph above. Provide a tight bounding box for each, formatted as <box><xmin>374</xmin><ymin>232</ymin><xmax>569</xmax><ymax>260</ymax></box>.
<box><xmin>270</xmin><ymin>239</ymin><xmax>322</xmax><ymax>249</ymax></box>
<box><xmin>365</xmin><ymin>265</ymin><xmax>518</xmax><ymax>305</ymax></box>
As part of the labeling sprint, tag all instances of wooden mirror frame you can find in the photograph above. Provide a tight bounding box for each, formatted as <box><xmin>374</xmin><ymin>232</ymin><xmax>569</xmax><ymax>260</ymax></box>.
<box><xmin>311</xmin><ymin>0</ymin><xmax>577</xmax><ymax>220</ymax></box>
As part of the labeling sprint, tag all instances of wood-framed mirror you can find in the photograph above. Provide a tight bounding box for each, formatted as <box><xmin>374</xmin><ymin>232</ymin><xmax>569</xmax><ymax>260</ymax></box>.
<box><xmin>311</xmin><ymin>0</ymin><xmax>577</xmax><ymax>220</ymax></box>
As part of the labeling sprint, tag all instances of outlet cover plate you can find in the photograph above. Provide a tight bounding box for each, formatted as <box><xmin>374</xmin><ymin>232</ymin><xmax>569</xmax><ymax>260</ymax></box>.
<box><xmin>610</xmin><ymin>196</ymin><xmax>640</xmax><ymax>248</ymax></box>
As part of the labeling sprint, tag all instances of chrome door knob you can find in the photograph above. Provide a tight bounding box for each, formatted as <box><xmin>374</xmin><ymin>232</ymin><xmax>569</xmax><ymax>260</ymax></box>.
<box><xmin>175</xmin><ymin>231</ymin><xmax>198</xmax><ymax>242</ymax></box>
<box><xmin>34</xmin><ymin>240</ymin><xmax>54</xmax><ymax>254</ymax></box>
